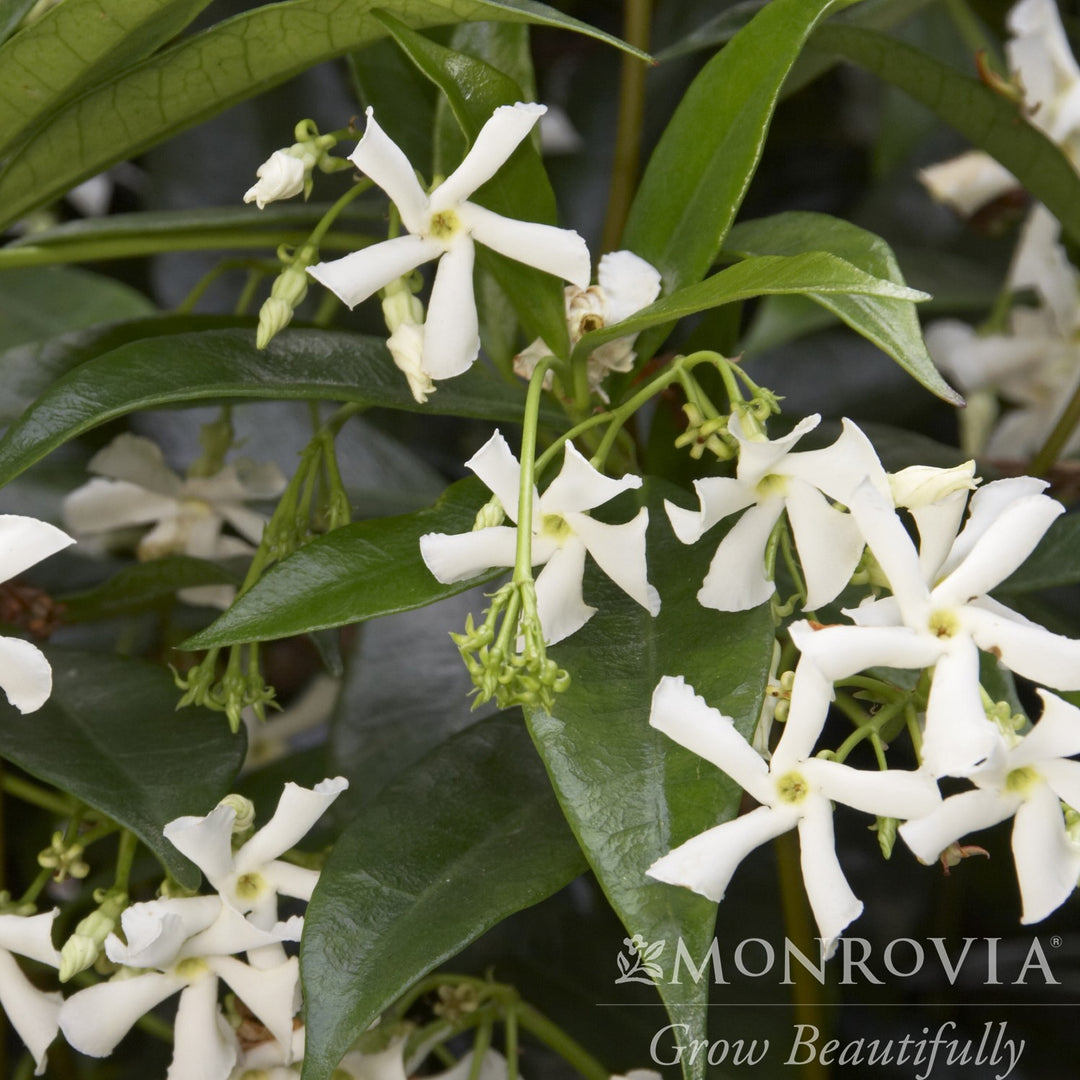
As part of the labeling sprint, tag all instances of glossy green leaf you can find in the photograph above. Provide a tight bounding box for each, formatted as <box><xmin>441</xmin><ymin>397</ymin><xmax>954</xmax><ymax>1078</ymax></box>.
<box><xmin>58</xmin><ymin>556</ymin><xmax>244</xmax><ymax>623</ymax></box>
<box><xmin>0</xmin><ymin>329</ymin><xmax>562</xmax><ymax>487</ymax></box>
<box><xmin>378</xmin><ymin>12</ymin><xmax>568</xmax><ymax>358</ymax></box>
<box><xmin>526</xmin><ymin>481</ymin><xmax>775</xmax><ymax>1080</ymax></box>
<box><xmin>0</xmin><ymin>0</ymin><xmax>214</xmax><ymax>158</ymax></box>
<box><xmin>0</xmin><ymin>0</ymin><xmax>35</xmax><ymax>47</ymax></box>
<box><xmin>574</xmin><ymin>251</ymin><xmax>928</xmax><ymax>368</ymax></box>
<box><xmin>182</xmin><ymin>479</ymin><xmax>495</xmax><ymax>649</ymax></box>
<box><xmin>621</xmin><ymin>0</ymin><xmax>854</xmax><ymax>360</ymax></box>
<box><xmin>725</xmin><ymin>212</ymin><xmax>962</xmax><ymax>404</ymax></box>
<box><xmin>998</xmin><ymin>514</ymin><xmax>1080</xmax><ymax>593</ymax></box>
<box><xmin>0</xmin><ymin>266</ymin><xmax>154</xmax><ymax>354</ymax></box>
<box><xmin>0</xmin><ymin>0</ymin><xmax>644</xmax><ymax>231</ymax></box>
<box><xmin>301</xmin><ymin>712</ymin><xmax>586</xmax><ymax>1080</ymax></box>
<box><xmin>812</xmin><ymin>23</ymin><xmax>1080</xmax><ymax>246</ymax></box>
<box><xmin>0</xmin><ymin>649</ymin><xmax>245</xmax><ymax>887</ymax></box>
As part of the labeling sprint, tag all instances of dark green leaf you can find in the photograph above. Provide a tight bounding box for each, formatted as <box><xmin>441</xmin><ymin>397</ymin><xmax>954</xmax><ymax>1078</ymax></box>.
<box><xmin>622</xmin><ymin>0</ymin><xmax>854</xmax><ymax>361</ymax></box>
<box><xmin>725</xmin><ymin>212</ymin><xmax>962</xmax><ymax>404</ymax></box>
<box><xmin>301</xmin><ymin>713</ymin><xmax>586</xmax><ymax>1080</ymax></box>
<box><xmin>812</xmin><ymin>23</ymin><xmax>1080</xmax><ymax>246</ymax></box>
<box><xmin>378</xmin><ymin>12</ymin><xmax>569</xmax><ymax>358</ymax></box>
<box><xmin>0</xmin><ymin>266</ymin><xmax>154</xmax><ymax>353</ymax></box>
<box><xmin>998</xmin><ymin>514</ymin><xmax>1080</xmax><ymax>593</ymax></box>
<box><xmin>575</xmin><ymin>251</ymin><xmax>928</xmax><ymax>368</ymax></box>
<box><xmin>0</xmin><ymin>649</ymin><xmax>245</xmax><ymax>887</ymax></box>
<box><xmin>526</xmin><ymin>481</ymin><xmax>776</xmax><ymax>1080</ymax></box>
<box><xmin>0</xmin><ymin>0</ymin><xmax>645</xmax><ymax>231</ymax></box>
<box><xmin>0</xmin><ymin>0</ymin><xmax>215</xmax><ymax>158</ymax></box>
<box><xmin>58</xmin><ymin>556</ymin><xmax>244</xmax><ymax>623</ymax></box>
<box><xmin>0</xmin><ymin>329</ymin><xmax>563</xmax><ymax>487</ymax></box>
<box><xmin>0</xmin><ymin>0</ymin><xmax>35</xmax><ymax>47</ymax></box>
<box><xmin>182</xmin><ymin>479</ymin><xmax>496</xmax><ymax>649</ymax></box>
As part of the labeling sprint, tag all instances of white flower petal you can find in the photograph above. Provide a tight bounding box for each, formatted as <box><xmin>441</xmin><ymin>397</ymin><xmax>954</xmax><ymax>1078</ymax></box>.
<box><xmin>163</xmin><ymin>804</ymin><xmax>237</xmax><ymax>887</ymax></box>
<box><xmin>107</xmin><ymin>896</ymin><xmax>220</xmax><ymax>968</ymax></box>
<box><xmin>64</xmin><ymin>479</ymin><xmax>178</xmax><ymax>535</ymax></box>
<box><xmin>350</xmin><ymin>108</ymin><xmax>430</xmax><ymax>233</ymax></box>
<box><xmin>465</xmin><ymin>430</ymin><xmax>527</xmax><ymax>523</ymax></box>
<box><xmin>460</xmin><ymin>201</ymin><xmax>591</xmax><ymax>288</ymax></box>
<box><xmin>179</xmin><ymin>907</ymin><xmax>302</xmax><ymax>960</ymax></box>
<box><xmin>0</xmin><ymin>515</ymin><xmax>74</xmax><ymax>583</ymax></box>
<box><xmin>697</xmin><ymin>500</ymin><xmax>784</xmax><ymax>612</ymax></box>
<box><xmin>731</xmin><ymin>413</ymin><xmax>821</xmax><ymax>484</ymax></box>
<box><xmin>772</xmin><ymin>658</ymin><xmax>833</xmax><ymax>772</ymax></box>
<box><xmin>422</xmin><ymin>239</ymin><xmax>480</xmax><ymax>379</ymax></box>
<box><xmin>307</xmin><ymin>235</ymin><xmax>442</xmax><ymax>310</ymax></box>
<box><xmin>598</xmin><ymin>250</ymin><xmax>662</xmax><ymax>325</ymax></box>
<box><xmin>0</xmin><ymin>950</ymin><xmax>60</xmax><ymax>1074</ymax></box>
<box><xmin>924</xmin><ymin>643</ymin><xmax>1003</xmax><ymax>777</ymax></box>
<box><xmin>419</xmin><ymin>526</ymin><xmax>519</xmax><ymax>584</ymax></box>
<box><xmin>648</xmin><ymin>676</ymin><xmax>772</xmax><ymax>804</ymax></box>
<box><xmin>60</xmin><ymin>971</ymin><xmax>183</xmax><ymax>1057</ymax></box>
<box><xmin>664</xmin><ymin>478</ymin><xmax>754</xmax><ymax>545</ymax></box>
<box><xmin>237</xmin><ymin>777</ymin><xmax>348</xmax><ymax>873</ymax></box>
<box><xmin>933</xmin><ymin>492</ymin><xmax>1062</xmax><ymax>608</ymax></box>
<box><xmin>1038</xmin><ymin>758</ymin><xmax>1080</xmax><ymax>813</ymax></box>
<box><xmin>1011</xmin><ymin>690</ymin><xmax>1080</xmax><ymax>768</ymax></box>
<box><xmin>900</xmin><ymin>788</ymin><xmax>1018</xmax><ymax>865</ymax></box>
<box><xmin>796</xmin><ymin>798</ymin><xmax>863</xmax><ymax>959</ymax></box>
<box><xmin>265</xmin><ymin>860</ymin><xmax>321</xmax><ymax>903</ymax></box>
<box><xmin>433</xmin><ymin>102</ymin><xmax>546</xmax><ymax>208</ymax></box>
<box><xmin>209</xmin><ymin>954</ymin><xmax>300</xmax><ymax>1051</ymax></box>
<box><xmin>1013</xmin><ymin>784</ymin><xmax>1080</xmax><ymax>924</ymax></box>
<box><xmin>217</xmin><ymin>503</ymin><xmax>269</xmax><ymax>546</ymax></box>
<box><xmin>87</xmin><ymin>433</ymin><xmax>184</xmax><ymax>495</ymax></box>
<box><xmin>0</xmin><ymin>911</ymin><xmax>58</xmax><ymax>968</ymax></box>
<box><xmin>918</xmin><ymin>151</ymin><xmax>1019</xmax><ymax>217</ymax></box>
<box><xmin>789</xmin><ymin>621</ymin><xmax>942</xmax><ymax>683</ymax></box>
<box><xmin>784</xmin><ymin>482</ymin><xmax>864</xmax><ymax>610</ymax></box>
<box><xmin>801</xmin><ymin>759</ymin><xmax>941</xmax><ymax>819</ymax></box>
<box><xmin>566</xmin><ymin>508</ymin><xmax>659</xmax><ymax>616</ymax></box>
<box><xmin>168</xmin><ymin>976</ymin><xmax>238</xmax><ymax>1080</ymax></box>
<box><xmin>648</xmin><ymin>805</ymin><xmax>796</xmax><ymax>902</ymax></box>
<box><xmin>908</xmin><ymin>489</ymin><xmax>972</xmax><ymax>585</ymax></box>
<box><xmin>782</xmin><ymin>418</ymin><xmax>888</xmax><ymax>503</ymax></box>
<box><xmin>0</xmin><ymin>637</ymin><xmax>54</xmax><ymax>715</ymax></box>
<box><xmin>541</xmin><ymin>441</ymin><xmax>641</xmax><ymax>514</ymax></box>
<box><xmin>964</xmin><ymin>601</ymin><xmax>1080</xmax><ymax>690</ymax></box>
<box><xmin>534</xmin><ymin>539</ymin><xmax>594</xmax><ymax>644</ymax></box>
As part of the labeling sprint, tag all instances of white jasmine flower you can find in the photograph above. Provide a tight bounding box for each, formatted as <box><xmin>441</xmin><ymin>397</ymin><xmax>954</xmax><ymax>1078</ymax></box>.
<box><xmin>917</xmin><ymin>150</ymin><xmax>1020</xmax><ymax>217</ymax></box>
<box><xmin>63</xmin><ymin>434</ymin><xmax>286</xmax><ymax>608</ymax></box>
<box><xmin>308</xmin><ymin>103</ymin><xmax>590</xmax><ymax>382</ymax></box>
<box><xmin>664</xmin><ymin>414</ymin><xmax>886</xmax><ymax>612</ymax></box>
<box><xmin>60</xmin><ymin>899</ymin><xmax>302</xmax><ymax>1080</ymax></box>
<box><xmin>0</xmin><ymin>910</ymin><xmax>62</xmax><ymax>1075</ymax></box>
<box><xmin>0</xmin><ymin>516</ymin><xmax>73</xmax><ymax>714</ymax></box>
<box><xmin>513</xmin><ymin>250</ymin><xmax>662</xmax><ymax>400</ymax></box>
<box><xmin>244</xmin><ymin>150</ymin><xmax>308</xmax><ymax>209</ymax></box>
<box><xmin>790</xmin><ymin>476</ymin><xmax>1080</xmax><ymax>778</ymax></box>
<box><xmin>163</xmin><ymin>777</ymin><xmax>348</xmax><ymax>928</ymax></box>
<box><xmin>419</xmin><ymin>431</ymin><xmax>659</xmax><ymax>645</ymax></box>
<box><xmin>381</xmin><ymin>283</ymin><xmax>434</xmax><ymax>404</ymax></box>
<box><xmin>901</xmin><ymin>690</ymin><xmax>1080</xmax><ymax>924</ymax></box>
<box><xmin>646</xmin><ymin>676</ymin><xmax>940</xmax><ymax>957</ymax></box>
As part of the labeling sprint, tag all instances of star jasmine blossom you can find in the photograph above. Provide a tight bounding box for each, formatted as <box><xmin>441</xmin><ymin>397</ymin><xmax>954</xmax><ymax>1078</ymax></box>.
<box><xmin>789</xmin><ymin>475</ymin><xmax>1080</xmax><ymax>778</ymax></box>
<box><xmin>0</xmin><ymin>910</ymin><xmax>62</xmax><ymax>1075</ymax></box>
<box><xmin>419</xmin><ymin>431</ymin><xmax>659</xmax><ymax>645</ymax></box>
<box><xmin>901</xmin><ymin>690</ymin><xmax>1080</xmax><ymax>924</ymax></box>
<box><xmin>308</xmin><ymin>103</ymin><xmax>590</xmax><ymax>385</ymax></box>
<box><xmin>646</xmin><ymin>676</ymin><xmax>940</xmax><ymax>957</ymax></box>
<box><xmin>665</xmin><ymin>414</ymin><xmax>886</xmax><ymax>611</ymax></box>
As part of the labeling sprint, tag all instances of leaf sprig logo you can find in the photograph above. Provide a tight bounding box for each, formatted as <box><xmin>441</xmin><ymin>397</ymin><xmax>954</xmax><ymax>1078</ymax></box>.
<box><xmin>616</xmin><ymin>934</ymin><xmax>666</xmax><ymax>984</ymax></box>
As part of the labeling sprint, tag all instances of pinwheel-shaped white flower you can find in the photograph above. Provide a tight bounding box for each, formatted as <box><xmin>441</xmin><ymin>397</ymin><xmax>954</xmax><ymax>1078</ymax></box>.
<box><xmin>646</xmin><ymin>677</ymin><xmax>940</xmax><ymax>957</ymax></box>
<box><xmin>419</xmin><ymin>431</ymin><xmax>659</xmax><ymax>645</ymax></box>
<box><xmin>308</xmin><ymin>103</ymin><xmax>590</xmax><ymax>383</ymax></box>
<box><xmin>60</xmin><ymin>897</ymin><xmax>302</xmax><ymax>1080</ymax></box>
<box><xmin>0</xmin><ymin>910</ymin><xmax>62</xmax><ymax>1075</ymax></box>
<box><xmin>163</xmin><ymin>777</ymin><xmax>348</xmax><ymax>927</ymax></box>
<box><xmin>665</xmin><ymin>414</ymin><xmax>886</xmax><ymax>612</ymax></box>
<box><xmin>790</xmin><ymin>476</ymin><xmax>1080</xmax><ymax>778</ymax></box>
<box><xmin>64</xmin><ymin>434</ymin><xmax>286</xmax><ymax>608</ymax></box>
<box><xmin>902</xmin><ymin>690</ymin><xmax>1080</xmax><ymax>924</ymax></box>
<box><xmin>0</xmin><ymin>515</ymin><xmax>73</xmax><ymax>714</ymax></box>
<box><xmin>513</xmin><ymin>250</ymin><xmax>662</xmax><ymax>400</ymax></box>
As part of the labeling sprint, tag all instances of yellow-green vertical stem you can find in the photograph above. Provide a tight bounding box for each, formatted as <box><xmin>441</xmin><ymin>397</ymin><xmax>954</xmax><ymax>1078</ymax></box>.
<box><xmin>514</xmin><ymin>361</ymin><xmax>555</xmax><ymax>583</ymax></box>
<box><xmin>774</xmin><ymin>831</ymin><xmax>829</xmax><ymax>1080</ymax></box>
<box><xmin>601</xmin><ymin>0</ymin><xmax>652</xmax><ymax>252</ymax></box>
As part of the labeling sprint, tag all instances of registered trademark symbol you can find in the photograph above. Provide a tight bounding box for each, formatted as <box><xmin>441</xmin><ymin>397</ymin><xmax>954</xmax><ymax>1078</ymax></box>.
<box><xmin>1051</xmin><ymin>936</ymin><xmax>1063</xmax><ymax>948</ymax></box>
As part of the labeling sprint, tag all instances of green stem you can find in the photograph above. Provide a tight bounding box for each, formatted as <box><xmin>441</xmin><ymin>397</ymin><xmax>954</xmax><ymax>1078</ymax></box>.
<box><xmin>600</xmin><ymin>0</ymin><xmax>652</xmax><ymax>253</ymax></box>
<box><xmin>308</xmin><ymin>180</ymin><xmax>373</xmax><ymax>247</ymax></box>
<box><xmin>515</xmin><ymin>1003</ymin><xmax>608</xmax><ymax>1080</ymax></box>
<box><xmin>113</xmin><ymin>830</ymin><xmax>138</xmax><ymax>894</ymax></box>
<box><xmin>1030</xmin><ymin>377</ymin><xmax>1080</xmax><ymax>476</ymax></box>
<box><xmin>1</xmin><ymin>775</ymin><xmax>74</xmax><ymax>817</ymax></box>
<box><xmin>514</xmin><ymin>362</ymin><xmax>554</xmax><ymax>583</ymax></box>
<box><xmin>17</xmin><ymin>868</ymin><xmax>53</xmax><ymax>908</ymax></box>
<box><xmin>175</xmin><ymin>257</ymin><xmax>275</xmax><ymax>314</ymax></box>
<box><xmin>235</xmin><ymin>269</ymin><xmax>263</xmax><ymax>315</ymax></box>
<box><xmin>505</xmin><ymin>1003</ymin><xmax>520</xmax><ymax>1080</ymax></box>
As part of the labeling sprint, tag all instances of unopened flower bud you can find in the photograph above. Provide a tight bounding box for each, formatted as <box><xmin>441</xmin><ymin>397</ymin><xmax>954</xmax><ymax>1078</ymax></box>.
<box><xmin>219</xmin><ymin>793</ymin><xmax>257</xmax><ymax>834</ymax></box>
<box><xmin>889</xmin><ymin>461</ymin><xmax>979</xmax><ymax>509</ymax></box>
<box><xmin>257</xmin><ymin>245</ymin><xmax>318</xmax><ymax>350</ymax></box>
<box><xmin>244</xmin><ymin>150</ymin><xmax>308</xmax><ymax>209</ymax></box>
<box><xmin>473</xmin><ymin>498</ymin><xmax>506</xmax><ymax>530</ymax></box>
<box><xmin>59</xmin><ymin>891</ymin><xmax>127</xmax><ymax>982</ymax></box>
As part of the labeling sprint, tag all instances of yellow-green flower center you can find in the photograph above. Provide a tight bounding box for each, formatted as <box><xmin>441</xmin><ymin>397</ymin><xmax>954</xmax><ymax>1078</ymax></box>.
<box><xmin>928</xmin><ymin>609</ymin><xmax>960</xmax><ymax>639</ymax></box>
<box><xmin>234</xmin><ymin>871</ymin><xmax>267</xmax><ymax>901</ymax></box>
<box><xmin>540</xmin><ymin>513</ymin><xmax>572</xmax><ymax>542</ymax></box>
<box><xmin>775</xmin><ymin>770</ymin><xmax>810</xmax><ymax>805</ymax></box>
<box><xmin>428</xmin><ymin>208</ymin><xmax>462</xmax><ymax>241</ymax></box>
<box><xmin>1005</xmin><ymin>765</ymin><xmax>1040</xmax><ymax>794</ymax></box>
<box><xmin>756</xmin><ymin>473</ymin><xmax>788</xmax><ymax>499</ymax></box>
<box><xmin>175</xmin><ymin>957</ymin><xmax>208</xmax><ymax>980</ymax></box>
